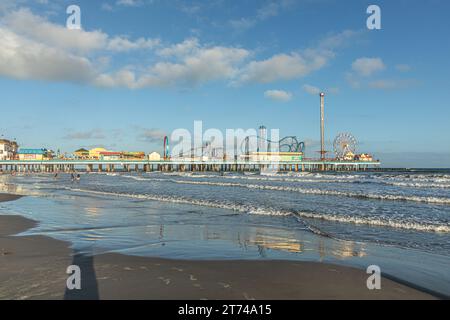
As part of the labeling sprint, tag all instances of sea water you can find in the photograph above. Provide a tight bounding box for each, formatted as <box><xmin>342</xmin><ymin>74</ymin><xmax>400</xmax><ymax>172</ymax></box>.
<box><xmin>1</xmin><ymin>169</ymin><xmax>449</xmax><ymax>296</ymax></box>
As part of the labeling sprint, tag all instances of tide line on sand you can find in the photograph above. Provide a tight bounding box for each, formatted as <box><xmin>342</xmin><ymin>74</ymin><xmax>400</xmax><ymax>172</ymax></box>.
<box><xmin>0</xmin><ymin>213</ymin><xmax>439</xmax><ymax>300</ymax></box>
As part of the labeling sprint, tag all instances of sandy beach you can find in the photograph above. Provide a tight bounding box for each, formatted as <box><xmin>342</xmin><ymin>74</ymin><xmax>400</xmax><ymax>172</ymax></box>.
<box><xmin>0</xmin><ymin>194</ymin><xmax>437</xmax><ymax>300</ymax></box>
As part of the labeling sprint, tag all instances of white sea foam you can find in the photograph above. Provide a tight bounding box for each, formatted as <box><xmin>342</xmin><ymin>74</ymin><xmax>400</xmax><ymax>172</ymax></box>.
<box><xmin>374</xmin><ymin>174</ymin><xmax>450</xmax><ymax>184</ymax></box>
<box><xmin>294</xmin><ymin>211</ymin><xmax>450</xmax><ymax>233</ymax></box>
<box><xmin>67</xmin><ymin>187</ymin><xmax>290</xmax><ymax>216</ymax></box>
<box><xmin>142</xmin><ymin>171</ymin><xmax>450</xmax><ymax>189</ymax></box>
<box><xmin>382</xmin><ymin>181</ymin><xmax>450</xmax><ymax>189</ymax></box>
<box><xmin>65</xmin><ymin>187</ymin><xmax>450</xmax><ymax>233</ymax></box>
<box><xmin>117</xmin><ymin>174</ymin><xmax>450</xmax><ymax>205</ymax></box>
<box><xmin>156</xmin><ymin>171</ymin><xmax>360</xmax><ymax>183</ymax></box>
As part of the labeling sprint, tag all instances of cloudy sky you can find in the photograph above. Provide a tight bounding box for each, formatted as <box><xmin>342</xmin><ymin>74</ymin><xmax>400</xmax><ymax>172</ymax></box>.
<box><xmin>0</xmin><ymin>0</ymin><xmax>449</xmax><ymax>167</ymax></box>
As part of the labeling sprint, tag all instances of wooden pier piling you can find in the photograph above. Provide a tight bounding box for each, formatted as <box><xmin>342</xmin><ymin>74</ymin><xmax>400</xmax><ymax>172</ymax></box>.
<box><xmin>0</xmin><ymin>159</ymin><xmax>380</xmax><ymax>174</ymax></box>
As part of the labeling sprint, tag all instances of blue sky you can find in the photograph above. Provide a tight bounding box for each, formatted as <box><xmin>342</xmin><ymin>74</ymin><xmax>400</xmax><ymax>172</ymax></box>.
<box><xmin>0</xmin><ymin>0</ymin><xmax>449</xmax><ymax>167</ymax></box>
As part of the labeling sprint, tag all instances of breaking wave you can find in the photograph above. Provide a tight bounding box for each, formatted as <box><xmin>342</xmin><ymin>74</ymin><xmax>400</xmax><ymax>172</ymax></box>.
<box><xmin>99</xmin><ymin>171</ymin><xmax>450</xmax><ymax>190</ymax></box>
<box><xmin>382</xmin><ymin>181</ymin><xmax>450</xmax><ymax>189</ymax></box>
<box><xmin>138</xmin><ymin>171</ymin><xmax>450</xmax><ymax>189</ymax></box>
<box><xmin>117</xmin><ymin>174</ymin><xmax>450</xmax><ymax>205</ymax></box>
<box><xmin>65</xmin><ymin>187</ymin><xmax>450</xmax><ymax>233</ymax></box>
<box><xmin>295</xmin><ymin>211</ymin><xmax>450</xmax><ymax>233</ymax></box>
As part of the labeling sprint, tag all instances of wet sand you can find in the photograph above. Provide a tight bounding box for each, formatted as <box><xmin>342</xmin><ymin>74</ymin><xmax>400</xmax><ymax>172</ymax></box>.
<box><xmin>0</xmin><ymin>194</ymin><xmax>437</xmax><ymax>300</ymax></box>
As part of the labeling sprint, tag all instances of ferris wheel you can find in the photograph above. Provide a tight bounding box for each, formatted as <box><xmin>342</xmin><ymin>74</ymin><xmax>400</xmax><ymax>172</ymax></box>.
<box><xmin>333</xmin><ymin>133</ymin><xmax>357</xmax><ymax>159</ymax></box>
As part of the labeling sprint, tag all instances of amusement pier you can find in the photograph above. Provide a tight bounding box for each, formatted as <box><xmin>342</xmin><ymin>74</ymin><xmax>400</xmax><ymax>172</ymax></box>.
<box><xmin>0</xmin><ymin>93</ymin><xmax>380</xmax><ymax>173</ymax></box>
<box><xmin>0</xmin><ymin>158</ymin><xmax>380</xmax><ymax>173</ymax></box>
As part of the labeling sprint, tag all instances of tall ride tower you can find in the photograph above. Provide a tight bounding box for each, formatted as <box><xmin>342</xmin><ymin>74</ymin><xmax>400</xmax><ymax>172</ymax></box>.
<box><xmin>258</xmin><ymin>125</ymin><xmax>267</xmax><ymax>152</ymax></box>
<box><xmin>320</xmin><ymin>92</ymin><xmax>326</xmax><ymax>160</ymax></box>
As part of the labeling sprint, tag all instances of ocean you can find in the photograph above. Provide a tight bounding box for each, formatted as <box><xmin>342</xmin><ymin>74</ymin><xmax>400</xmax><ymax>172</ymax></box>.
<box><xmin>1</xmin><ymin>169</ymin><xmax>449</xmax><ymax>296</ymax></box>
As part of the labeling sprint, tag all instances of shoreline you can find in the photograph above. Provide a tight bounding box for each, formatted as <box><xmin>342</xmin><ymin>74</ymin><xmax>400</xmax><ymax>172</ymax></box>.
<box><xmin>0</xmin><ymin>194</ymin><xmax>438</xmax><ymax>299</ymax></box>
<box><xmin>0</xmin><ymin>193</ymin><xmax>22</xmax><ymax>203</ymax></box>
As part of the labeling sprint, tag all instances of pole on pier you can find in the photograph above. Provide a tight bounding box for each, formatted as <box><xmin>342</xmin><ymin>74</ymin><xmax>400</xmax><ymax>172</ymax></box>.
<box><xmin>320</xmin><ymin>92</ymin><xmax>325</xmax><ymax>161</ymax></box>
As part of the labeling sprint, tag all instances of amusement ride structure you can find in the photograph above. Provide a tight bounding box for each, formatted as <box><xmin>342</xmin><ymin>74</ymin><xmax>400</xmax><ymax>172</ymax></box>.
<box><xmin>166</xmin><ymin>131</ymin><xmax>306</xmax><ymax>160</ymax></box>
<box><xmin>333</xmin><ymin>132</ymin><xmax>357</xmax><ymax>159</ymax></box>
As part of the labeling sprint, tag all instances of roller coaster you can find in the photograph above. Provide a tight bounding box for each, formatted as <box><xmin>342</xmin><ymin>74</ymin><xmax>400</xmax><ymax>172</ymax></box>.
<box><xmin>242</xmin><ymin>135</ymin><xmax>305</xmax><ymax>154</ymax></box>
<box><xmin>166</xmin><ymin>134</ymin><xmax>305</xmax><ymax>159</ymax></box>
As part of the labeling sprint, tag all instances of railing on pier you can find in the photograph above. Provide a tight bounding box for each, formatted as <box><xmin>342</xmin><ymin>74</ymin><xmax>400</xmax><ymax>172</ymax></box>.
<box><xmin>0</xmin><ymin>158</ymin><xmax>381</xmax><ymax>173</ymax></box>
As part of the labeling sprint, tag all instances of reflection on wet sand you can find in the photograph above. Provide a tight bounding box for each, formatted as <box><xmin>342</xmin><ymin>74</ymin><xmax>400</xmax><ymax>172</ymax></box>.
<box><xmin>2</xmin><ymin>173</ymin><xmax>450</xmax><ymax>297</ymax></box>
<box><xmin>0</xmin><ymin>181</ymin><xmax>24</xmax><ymax>195</ymax></box>
<box><xmin>197</xmin><ymin>225</ymin><xmax>367</xmax><ymax>260</ymax></box>
<box><xmin>243</xmin><ymin>230</ymin><xmax>367</xmax><ymax>259</ymax></box>
<box><xmin>0</xmin><ymin>177</ymin><xmax>369</xmax><ymax>263</ymax></box>
<box><xmin>253</xmin><ymin>235</ymin><xmax>303</xmax><ymax>253</ymax></box>
<box><xmin>84</xmin><ymin>207</ymin><xmax>100</xmax><ymax>217</ymax></box>
<box><xmin>331</xmin><ymin>241</ymin><xmax>367</xmax><ymax>258</ymax></box>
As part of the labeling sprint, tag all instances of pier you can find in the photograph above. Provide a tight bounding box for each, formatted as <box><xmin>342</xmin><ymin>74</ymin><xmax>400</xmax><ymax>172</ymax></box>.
<box><xmin>0</xmin><ymin>159</ymin><xmax>380</xmax><ymax>174</ymax></box>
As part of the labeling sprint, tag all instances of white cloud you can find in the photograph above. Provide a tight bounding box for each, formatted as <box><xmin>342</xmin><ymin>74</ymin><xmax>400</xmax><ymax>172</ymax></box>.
<box><xmin>0</xmin><ymin>7</ymin><xmax>361</xmax><ymax>90</ymax></box>
<box><xmin>345</xmin><ymin>72</ymin><xmax>361</xmax><ymax>88</ymax></box>
<box><xmin>3</xmin><ymin>8</ymin><xmax>108</xmax><ymax>53</ymax></box>
<box><xmin>178</xmin><ymin>3</ymin><xmax>202</xmax><ymax>15</ymax></box>
<box><xmin>101</xmin><ymin>3</ymin><xmax>114</xmax><ymax>11</ymax></box>
<box><xmin>257</xmin><ymin>2</ymin><xmax>281</xmax><ymax>20</ymax></box>
<box><xmin>368</xmin><ymin>79</ymin><xmax>416</xmax><ymax>90</ymax></box>
<box><xmin>229</xmin><ymin>18</ymin><xmax>256</xmax><ymax>31</ymax></box>
<box><xmin>138</xmin><ymin>128</ymin><xmax>167</xmax><ymax>143</ymax></box>
<box><xmin>264</xmin><ymin>90</ymin><xmax>292</xmax><ymax>102</ymax></box>
<box><xmin>237</xmin><ymin>49</ymin><xmax>332</xmax><ymax>84</ymax></box>
<box><xmin>116</xmin><ymin>0</ymin><xmax>143</xmax><ymax>7</ymax></box>
<box><xmin>96</xmin><ymin>42</ymin><xmax>250</xmax><ymax>88</ymax></box>
<box><xmin>157</xmin><ymin>38</ymin><xmax>200</xmax><ymax>57</ymax></box>
<box><xmin>395</xmin><ymin>64</ymin><xmax>411</xmax><ymax>72</ymax></box>
<box><xmin>0</xmin><ymin>8</ymin><xmax>161</xmax><ymax>85</ymax></box>
<box><xmin>302</xmin><ymin>84</ymin><xmax>339</xmax><ymax>95</ymax></box>
<box><xmin>64</xmin><ymin>129</ymin><xmax>106</xmax><ymax>140</ymax></box>
<box><xmin>328</xmin><ymin>87</ymin><xmax>339</xmax><ymax>94</ymax></box>
<box><xmin>352</xmin><ymin>57</ymin><xmax>385</xmax><ymax>76</ymax></box>
<box><xmin>302</xmin><ymin>84</ymin><xmax>321</xmax><ymax>95</ymax></box>
<box><xmin>234</xmin><ymin>30</ymin><xmax>359</xmax><ymax>85</ymax></box>
<box><xmin>0</xmin><ymin>11</ymin><xmax>250</xmax><ymax>90</ymax></box>
<box><xmin>318</xmin><ymin>29</ymin><xmax>363</xmax><ymax>50</ymax></box>
<box><xmin>231</xmin><ymin>0</ymin><xmax>296</xmax><ymax>31</ymax></box>
<box><xmin>107</xmin><ymin>36</ymin><xmax>160</xmax><ymax>52</ymax></box>
<box><xmin>2</xmin><ymin>8</ymin><xmax>159</xmax><ymax>54</ymax></box>
<box><xmin>0</xmin><ymin>27</ymin><xmax>95</xmax><ymax>82</ymax></box>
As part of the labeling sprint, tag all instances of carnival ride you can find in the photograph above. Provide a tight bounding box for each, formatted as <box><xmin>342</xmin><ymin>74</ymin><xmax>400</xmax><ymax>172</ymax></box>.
<box><xmin>333</xmin><ymin>132</ymin><xmax>357</xmax><ymax>159</ymax></box>
<box><xmin>165</xmin><ymin>133</ymin><xmax>306</xmax><ymax>160</ymax></box>
<box><xmin>241</xmin><ymin>135</ymin><xmax>305</xmax><ymax>154</ymax></box>
<box><xmin>163</xmin><ymin>136</ymin><xmax>169</xmax><ymax>160</ymax></box>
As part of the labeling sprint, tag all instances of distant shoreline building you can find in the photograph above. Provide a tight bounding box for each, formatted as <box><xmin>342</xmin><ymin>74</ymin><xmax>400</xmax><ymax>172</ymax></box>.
<box><xmin>74</xmin><ymin>148</ymin><xmax>89</xmax><ymax>159</ymax></box>
<box><xmin>354</xmin><ymin>153</ymin><xmax>374</xmax><ymax>162</ymax></box>
<box><xmin>17</xmin><ymin>148</ymin><xmax>50</xmax><ymax>161</ymax></box>
<box><xmin>88</xmin><ymin>147</ymin><xmax>108</xmax><ymax>159</ymax></box>
<box><xmin>241</xmin><ymin>151</ymin><xmax>304</xmax><ymax>162</ymax></box>
<box><xmin>121</xmin><ymin>151</ymin><xmax>145</xmax><ymax>160</ymax></box>
<box><xmin>0</xmin><ymin>139</ymin><xmax>19</xmax><ymax>160</ymax></box>
<box><xmin>99</xmin><ymin>151</ymin><xmax>121</xmax><ymax>161</ymax></box>
<box><xmin>148</xmin><ymin>152</ymin><xmax>161</xmax><ymax>161</ymax></box>
<box><xmin>73</xmin><ymin>147</ymin><xmax>147</xmax><ymax>161</ymax></box>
